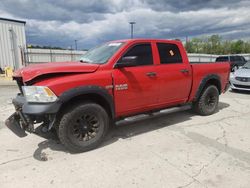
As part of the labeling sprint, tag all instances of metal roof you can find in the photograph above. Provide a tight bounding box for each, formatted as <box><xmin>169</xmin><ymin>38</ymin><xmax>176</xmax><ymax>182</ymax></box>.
<box><xmin>0</xmin><ymin>17</ymin><xmax>26</xmax><ymax>24</ymax></box>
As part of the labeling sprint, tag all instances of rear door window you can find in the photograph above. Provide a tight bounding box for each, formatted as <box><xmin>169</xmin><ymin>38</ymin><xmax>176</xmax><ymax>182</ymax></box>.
<box><xmin>234</xmin><ymin>56</ymin><xmax>242</xmax><ymax>61</ymax></box>
<box><xmin>156</xmin><ymin>43</ymin><xmax>183</xmax><ymax>64</ymax></box>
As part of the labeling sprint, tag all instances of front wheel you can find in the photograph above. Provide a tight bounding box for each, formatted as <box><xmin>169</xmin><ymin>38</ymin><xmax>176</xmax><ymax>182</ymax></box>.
<box><xmin>58</xmin><ymin>103</ymin><xmax>109</xmax><ymax>153</ymax></box>
<box><xmin>193</xmin><ymin>85</ymin><xmax>219</xmax><ymax>116</ymax></box>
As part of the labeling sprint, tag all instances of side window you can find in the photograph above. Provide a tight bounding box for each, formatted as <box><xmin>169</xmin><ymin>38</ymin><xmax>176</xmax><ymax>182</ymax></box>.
<box><xmin>157</xmin><ymin>43</ymin><xmax>183</xmax><ymax>64</ymax></box>
<box><xmin>235</xmin><ymin>56</ymin><xmax>241</xmax><ymax>61</ymax></box>
<box><xmin>122</xmin><ymin>44</ymin><xmax>153</xmax><ymax>66</ymax></box>
<box><xmin>216</xmin><ymin>56</ymin><xmax>228</xmax><ymax>62</ymax></box>
<box><xmin>230</xmin><ymin>56</ymin><xmax>236</xmax><ymax>61</ymax></box>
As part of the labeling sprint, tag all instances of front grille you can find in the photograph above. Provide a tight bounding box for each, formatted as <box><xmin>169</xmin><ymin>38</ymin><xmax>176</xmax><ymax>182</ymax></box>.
<box><xmin>235</xmin><ymin>77</ymin><xmax>250</xmax><ymax>82</ymax></box>
<box><xmin>233</xmin><ymin>84</ymin><xmax>250</xmax><ymax>89</ymax></box>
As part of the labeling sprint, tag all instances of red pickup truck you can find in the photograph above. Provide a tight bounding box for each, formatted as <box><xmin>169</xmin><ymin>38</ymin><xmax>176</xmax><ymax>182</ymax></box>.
<box><xmin>6</xmin><ymin>39</ymin><xmax>230</xmax><ymax>152</ymax></box>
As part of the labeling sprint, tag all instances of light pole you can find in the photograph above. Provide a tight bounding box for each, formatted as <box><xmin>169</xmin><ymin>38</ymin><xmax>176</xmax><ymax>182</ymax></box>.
<box><xmin>129</xmin><ymin>22</ymin><xmax>136</xmax><ymax>39</ymax></box>
<box><xmin>74</xmin><ymin>40</ymin><xmax>78</xmax><ymax>50</ymax></box>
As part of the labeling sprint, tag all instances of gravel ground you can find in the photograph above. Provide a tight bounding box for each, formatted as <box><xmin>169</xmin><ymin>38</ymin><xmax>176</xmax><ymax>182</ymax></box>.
<box><xmin>0</xmin><ymin>85</ymin><xmax>250</xmax><ymax>188</ymax></box>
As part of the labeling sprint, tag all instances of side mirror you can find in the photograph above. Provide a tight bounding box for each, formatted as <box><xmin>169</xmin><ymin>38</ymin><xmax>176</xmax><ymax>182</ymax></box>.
<box><xmin>114</xmin><ymin>56</ymin><xmax>137</xmax><ymax>68</ymax></box>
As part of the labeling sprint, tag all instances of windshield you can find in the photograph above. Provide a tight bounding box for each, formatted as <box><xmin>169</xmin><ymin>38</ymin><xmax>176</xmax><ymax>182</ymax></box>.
<box><xmin>79</xmin><ymin>42</ymin><xmax>124</xmax><ymax>64</ymax></box>
<box><xmin>242</xmin><ymin>62</ymin><xmax>250</xmax><ymax>69</ymax></box>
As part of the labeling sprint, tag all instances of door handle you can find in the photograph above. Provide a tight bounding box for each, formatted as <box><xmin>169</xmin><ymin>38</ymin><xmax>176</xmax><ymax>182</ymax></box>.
<box><xmin>180</xmin><ymin>69</ymin><xmax>189</xmax><ymax>73</ymax></box>
<box><xmin>146</xmin><ymin>72</ymin><xmax>157</xmax><ymax>77</ymax></box>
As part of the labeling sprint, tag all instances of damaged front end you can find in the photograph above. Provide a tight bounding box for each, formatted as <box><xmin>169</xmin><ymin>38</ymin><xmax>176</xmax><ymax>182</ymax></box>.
<box><xmin>5</xmin><ymin>77</ymin><xmax>61</xmax><ymax>137</ymax></box>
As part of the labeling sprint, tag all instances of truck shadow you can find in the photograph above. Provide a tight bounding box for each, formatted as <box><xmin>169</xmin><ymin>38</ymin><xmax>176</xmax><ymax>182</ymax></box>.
<box><xmin>33</xmin><ymin>102</ymin><xmax>230</xmax><ymax>160</ymax></box>
<box><xmin>102</xmin><ymin>102</ymin><xmax>229</xmax><ymax>148</ymax></box>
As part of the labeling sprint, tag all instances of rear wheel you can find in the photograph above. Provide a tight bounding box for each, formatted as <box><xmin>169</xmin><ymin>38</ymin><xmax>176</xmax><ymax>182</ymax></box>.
<box><xmin>193</xmin><ymin>85</ymin><xmax>219</xmax><ymax>116</ymax></box>
<box><xmin>58</xmin><ymin>102</ymin><xmax>109</xmax><ymax>153</ymax></box>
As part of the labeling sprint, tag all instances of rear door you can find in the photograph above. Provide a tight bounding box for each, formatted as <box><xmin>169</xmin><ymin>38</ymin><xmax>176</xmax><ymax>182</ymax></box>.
<box><xmin>112</xmin><ymin>43</ymin><xmax>159</xmax><ymax>116</ymax></box>
<box><xmin>155</xmin><ymin>42</ymin><xmax>192</xmax><ymax>105</ymax></box>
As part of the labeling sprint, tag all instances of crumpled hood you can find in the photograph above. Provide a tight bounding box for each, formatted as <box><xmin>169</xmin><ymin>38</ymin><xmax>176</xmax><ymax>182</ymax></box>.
<box><xmin>13</xmin><ymin>61</ymin><xmax>100</xmax><ymax>82</ymax></box>
<box><xmin>234</xmin><ymin>68</ymin><xmax>250</xmax><ymax>77</ymax></box>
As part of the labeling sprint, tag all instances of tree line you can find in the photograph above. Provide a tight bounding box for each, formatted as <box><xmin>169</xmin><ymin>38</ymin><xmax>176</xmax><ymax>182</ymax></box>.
<box><xmin>27</xmin><ymin>45</ymin><xmax>88</xmax><ymax>51</ymax></box>
<box><xmin>27</xmin><ymin>45</ymin><xmax>65</xmax><ymax>50</ymax></box>
<box><xmin>185</xmin><ymin>35</ymin><xmax>250</xmax><ymax>54</ymax></box>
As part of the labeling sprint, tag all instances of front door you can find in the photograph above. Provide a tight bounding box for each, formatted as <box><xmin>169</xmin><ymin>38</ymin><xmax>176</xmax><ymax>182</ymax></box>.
<box><xmin>112</xmin><ymin>43</ymin><xmax>158</xmax><ymax>116</ymax></box>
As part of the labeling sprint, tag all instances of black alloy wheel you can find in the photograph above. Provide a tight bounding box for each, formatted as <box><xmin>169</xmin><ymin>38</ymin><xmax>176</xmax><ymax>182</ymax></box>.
<box><xmin>58</xmin><ymin>103</ymin><xmax>109</xmax><ymax>152</ymax></box>
<box><xmin>193</xmin><ymin>85</ymin><xmax>219</xmax><ymax>116</ymax></box>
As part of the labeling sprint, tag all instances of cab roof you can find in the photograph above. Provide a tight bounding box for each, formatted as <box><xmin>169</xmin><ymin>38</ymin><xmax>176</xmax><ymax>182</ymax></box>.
<box><xmin>109</xmin><ymin>38</ymin><xmax>182</xmax><ymax>44</ymax></box>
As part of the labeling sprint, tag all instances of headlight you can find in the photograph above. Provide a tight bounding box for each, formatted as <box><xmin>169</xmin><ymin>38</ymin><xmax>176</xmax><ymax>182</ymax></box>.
<box><xmin>230</xmin><ymin>73</ymin><xmax>235</xmax><ymax>78</ymax></box>
<box><xmin>22</xmin><ymin>86</ymin><xmax>57</xmax><ymax>103</ymax></box>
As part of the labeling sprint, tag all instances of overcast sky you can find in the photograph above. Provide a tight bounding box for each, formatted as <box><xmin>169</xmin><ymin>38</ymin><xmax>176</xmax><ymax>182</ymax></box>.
<box><xmin>0</xmin><ymin>0</ymin><xmax>250</xmax><ymax>49</ymax></box>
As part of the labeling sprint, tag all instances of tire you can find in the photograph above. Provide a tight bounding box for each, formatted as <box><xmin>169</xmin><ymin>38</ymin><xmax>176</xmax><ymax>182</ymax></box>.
<box><xmin>58</xmin><ymin>102</ymin><xmax>109</xmax><ymax>153</ymax></box>
<box><xmin>193</xmin><ymin>85</ymin><xmax>219</xmax><ymax>116</ymax></box>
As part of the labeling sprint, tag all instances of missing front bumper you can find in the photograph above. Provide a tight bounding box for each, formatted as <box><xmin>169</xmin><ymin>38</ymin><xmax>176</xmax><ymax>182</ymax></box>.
<box><xmin>5</xmin><ymin>94</ymin><xmax>60</xmax><ymax>137</ymax></box>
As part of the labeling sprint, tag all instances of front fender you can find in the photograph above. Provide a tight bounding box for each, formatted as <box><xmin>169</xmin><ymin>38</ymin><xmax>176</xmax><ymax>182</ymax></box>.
<box><xmin>59</xmin><ymin>85</ymin><xmax>115</xmax><ymax>119</ymax></box>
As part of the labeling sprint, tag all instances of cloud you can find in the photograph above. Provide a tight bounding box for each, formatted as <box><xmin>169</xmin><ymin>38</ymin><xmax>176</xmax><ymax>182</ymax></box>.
<box><xmin>143</xmin><ymin>0</ymin><xmax>245</xmax><ymax>12</ymax></box>
<box><xmin>0</xmin><ymin>0</ymin><xmax>250</xmax><ymax>48</ymax></box>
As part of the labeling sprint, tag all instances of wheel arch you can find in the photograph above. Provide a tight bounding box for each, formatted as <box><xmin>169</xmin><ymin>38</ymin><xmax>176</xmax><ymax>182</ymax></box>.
<box><xmin>58</xmin><ymin>86</ymin><xmax>115</xmax><ymax>120</ymax></box>
<box><xmin>194</xmin><ymin>74</ymin><xmax>221</xmax><ymax>101</ymax></box>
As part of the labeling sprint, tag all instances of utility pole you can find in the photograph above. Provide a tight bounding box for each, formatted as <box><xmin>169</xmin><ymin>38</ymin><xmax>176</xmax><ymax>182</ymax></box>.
<box><xmin>74</xmin><ymin>40</ymin><xmax>78</xmax><ymax>50</ymax></box>
<box><xmin>70</xmin><ymin>45</ymin><xmax>73</xmax><ymax>61</ymax></box>
<box><xmin>129</xmin><ymin>22</ymin><xmax>136</xmax><ymax>39</ymax></box>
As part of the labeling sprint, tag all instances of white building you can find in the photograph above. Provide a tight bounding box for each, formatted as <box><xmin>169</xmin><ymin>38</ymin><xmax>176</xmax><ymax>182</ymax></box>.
<box><xmin>0</xmin><ymin>17</ymin><xmax>26</xmax><ymax>70</ymax></box>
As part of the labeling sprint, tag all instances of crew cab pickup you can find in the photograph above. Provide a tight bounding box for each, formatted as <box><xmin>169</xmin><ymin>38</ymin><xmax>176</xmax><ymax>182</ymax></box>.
<box><xmin>6</xmin><ymin>39</ymin><xmax>230</xmax><ymax>152</ymax></box>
